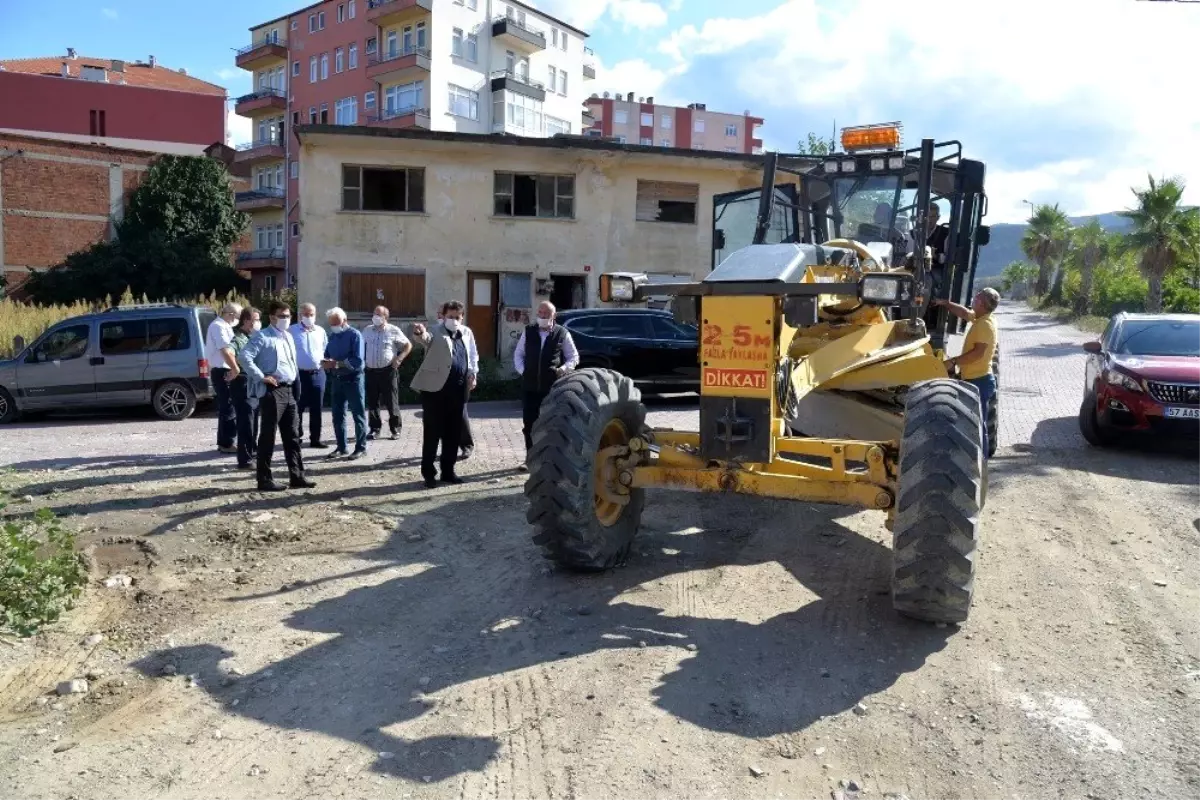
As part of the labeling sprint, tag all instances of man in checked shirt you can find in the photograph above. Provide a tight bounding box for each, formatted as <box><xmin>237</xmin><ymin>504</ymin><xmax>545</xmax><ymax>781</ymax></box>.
<box><xmin>361</xmin><ymin>305</ymin><xmax>413</xmax><ymax>440</ymax></box>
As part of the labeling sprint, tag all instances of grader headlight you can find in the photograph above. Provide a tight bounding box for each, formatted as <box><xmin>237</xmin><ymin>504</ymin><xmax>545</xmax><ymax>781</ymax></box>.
<box><xmin>860</xmin><ymin>273</ymin><xmax>914</xmax><ymax>305</ymax></box>
<box><xmin>599</xmin><ymin>272</ymin><xmax>648</xmax><ymax>302</ymax></box>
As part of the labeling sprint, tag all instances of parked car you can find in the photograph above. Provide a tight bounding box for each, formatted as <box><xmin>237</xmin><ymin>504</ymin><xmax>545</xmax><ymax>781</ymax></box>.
<box><xmin>556</xmin><ymin>307</ymin><xmax>699</xmax><ymax>392</ymax></box>
<box><xmin>0</xmin><ymin>303</ymin><xmax>217</xmax><ymax>424</ymax></box>
<box><xmin>1078</xmin><ymin>311</ymin><xmax>1200</xmax><ymax>445</ymax></box>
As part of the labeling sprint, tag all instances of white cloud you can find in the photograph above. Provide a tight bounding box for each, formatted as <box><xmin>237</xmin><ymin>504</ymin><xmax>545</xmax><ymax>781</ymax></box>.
<box><xmin>608</xmin><ymin>0</ymin><xmax>670</xmax><ymax>30</ymax></box>
<box><xmin>226</xmin><ymin>105</ymin><xmax>251</xmax><ymax>147</ymax></box>
<box><xmin>214</xmin><ymin>68</ymin><xmax>241</xmax><ymax>82</ymax></box>
<box><xmin>535</xmin><ymin>0</ymin><xmax>672</xmax><ymax>31</ymax></box>
<box><xmin>592</xmin><ymin>54</ymin><xmax>687</xmax><ymax>105</ymax></box>
<box><xmin>101</xmin><ymin>8</ymin><xmax>117</xmax><ymax>19</ymax></box>
<box><xmin>646</xmin><ymin>0</ymin><xmax>1200</xmax><ymax>222</ymax></box>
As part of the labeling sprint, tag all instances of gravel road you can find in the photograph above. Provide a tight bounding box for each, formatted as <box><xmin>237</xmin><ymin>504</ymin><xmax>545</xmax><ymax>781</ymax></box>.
<box><xmin>0</xmin><ymin>305</ymin><xmax>1196</xmax><ymax>800</ymax></box>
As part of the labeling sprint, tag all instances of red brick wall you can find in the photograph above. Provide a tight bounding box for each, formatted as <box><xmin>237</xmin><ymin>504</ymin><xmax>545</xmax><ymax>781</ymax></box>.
<box><xmin>4</xmin><ymin>158</ymin><xmax>112</xmax><ymax>216</ymax></box>
<box><xmin>4</xmin><ymin>216</ymin><xmax>110</xmax><ymax>268</ymax></box>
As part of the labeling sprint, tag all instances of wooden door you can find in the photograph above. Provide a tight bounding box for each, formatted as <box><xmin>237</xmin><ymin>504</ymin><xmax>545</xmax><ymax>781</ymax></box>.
<box><xmin>467</xmin><ymin>272</ymin><xmax>499</xmax><ymax>359</ymax></box>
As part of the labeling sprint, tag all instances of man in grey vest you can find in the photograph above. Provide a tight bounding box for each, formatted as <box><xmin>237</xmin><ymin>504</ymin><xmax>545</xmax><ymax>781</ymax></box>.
<box><xmin>514</xmin><ymin>300</ymin><xmax>579</xmax><ymax>470</ymax></box>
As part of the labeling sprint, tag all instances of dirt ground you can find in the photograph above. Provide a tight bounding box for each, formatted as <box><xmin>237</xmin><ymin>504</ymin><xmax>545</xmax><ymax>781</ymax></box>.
<box><xmin>0</xmin><ymin>307</ymin><xmax>1198</xmax><ymax>800</ymax></box>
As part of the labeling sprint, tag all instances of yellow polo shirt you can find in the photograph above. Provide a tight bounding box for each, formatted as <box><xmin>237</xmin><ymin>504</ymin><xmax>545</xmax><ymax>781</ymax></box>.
<box><xmin>959</xmin><ymin>312</ymin><xmax>997</xmax><ymax>380</ymax></box>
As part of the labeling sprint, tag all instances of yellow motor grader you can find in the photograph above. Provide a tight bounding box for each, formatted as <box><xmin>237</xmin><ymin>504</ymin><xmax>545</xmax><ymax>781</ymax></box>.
<box><xmin>524</xmin><ymin>127</ymin><xmax>994</xmax><ymax>624</ymax></box>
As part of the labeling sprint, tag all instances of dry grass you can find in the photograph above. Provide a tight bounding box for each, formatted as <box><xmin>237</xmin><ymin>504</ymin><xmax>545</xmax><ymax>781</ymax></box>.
<box><xmin>0</xmin><ymin>289</ymin><xmax>249</xmax><ymax>359</ymax></box>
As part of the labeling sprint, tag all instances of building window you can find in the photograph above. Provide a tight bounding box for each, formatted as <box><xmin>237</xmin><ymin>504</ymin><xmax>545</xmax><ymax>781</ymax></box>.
<box><xmin>291</xmin><ymin>20</ymin><xmax>298</xmax><ymax>30</ymax></box>
<box><xmin>640</xmin><ymin>112</ymin><xmax>652</xmax><ymax>126</ymax></box>
<box><xmin>659</xmin><ymin>138</ymin><xmax>671</xmax><ymax>147</ymax></box>
<box><xmin>466</xmin><ymin>33</ymin><xmax>478</xmax><ymax>61</ymax></box>
<box><xmin>661</xmin><ymin>114</ymin><xmax>672</xmax><ymax>129</ymax></box>
<box><xmin>308</xmin><ymin>106</ymin><xmax>317</xmax><ymax>123</ymax></box>
<box><xmin>309</xmin><ymin>56</ymin><xmax>317</xmax><ymax>83</ymax></box>
<box><xmin>318</xmin><ymin>11</ymin><xmax>326</xmax><ymax>29</ymax></box>
<box><xmin>493</xmin><ymin>172</ymin><xmax>575</xmax><ymax>219</ymax></box>
<box><xmin>452</xmin><ymin>28</ymin><xmax>463</xmax><ymax>57</ymax></box>
<box><xmin>448</xmin><ymin>84</ymin><xmax>479</xmax><ymax>120</ymax></box>
<box><xmin>320</xmin><ymin>53</ymin><xmax>329</xmax><ymax>80</ymax></box>
<box><xmin>725</xmin><ymin>123</ymin><xmax>737</xmax><ymax>137</ymax></box>
<box><xmin>366</xmin><ymin>36</ymin><xmax>377</xmax><ymax>54</ymax></box>
<box><xmin>334</xmin><ymin>96</ymin><xmax>358</xmax><ymax>125</ymax></box>
<box><xmin>291</xmin><ymin>222</ymin><xmax>300</xmax><ymax>237</ymax></box>
<box><xmin>349</xmin><ymin>0</ymin><xmax>356</xmax><ymax>19</ymax></box>
<box><xmin>694</xmin><ymin>118</ymin><xmax>705</xmax><ymax>133</ymax></box>
<box><xmin>560</xmin><ymin>31</ymin><xmax>568</xmax><ymax>51</ymax></box>
<box><xmin>292</xmin><ymin>111</ymin><xmax>300</xmax><ymax>126</ymax></box>
<box><xmin>614</xmin><ymin>109</ymin><xmax>628</xmax><ymax>124</ymax></box>
<box><xmin>335</xmin><ymin>48</ymin><xmax>344</xmax><ymax>73</ymax></box>
<box><xmin>290</xmin><ymin>161</ymin><xmax>299</xmax><ymax>179</ymax></box>
<box><xmin>339</xmin><ymin>271</ymin><xmax>425</xmax><ymax>317</ymax></box>
<box><xmin>337</xmin><ymin>3</ymin><xmax>345</xmax><ymax>23</ymax></box>
<box><xmin>725</xmin><ymin>146</ymin><xmax>737</xmax><ymax>152</ymax></box>
<box><xmin>320</xmin><ymin>102</ymin><xmax>329</xmax><ymax>123</ymax></box>
<box><xmin>342</xmin><ymin>165</ymin><xmax>425</xmax><ymax>213</ymax></box>
<box><xmin>467</xmin><ymin>0</ymin><xmax>477</xmax><ymax>8</ymax></box>
<box><xmin>292</xmin><ymin>60</ymin><xmax>300</xmax><ymax>77</ymax></box>
<box><xmin>547</xmin><ymin>66</ymin><xmax>557</xmax><ymax>90</ymax></box>
<box><xmin>545</xmin><ymin>116</ymin><xmax>570</xmax><ymax>136</ymax></box>
<box><xmin>635</xmin><ymin>180</ymin><xmax>699</xmax><ymax>224</ymax></box>
<box><xmin>384</xmin><ymin>81</ymin><xmax>424</xmax><ymax>114</ymax></box>
<box><xmin>639</xmin><ymin>137</ymin><xmax>652</xmax><ymax>145</ymax></box>
<box><xmin>309</xmin><ymin>13</ymin><xmax>316</xmax><ymax>32</ymax></box>
<box><xmin>551</xmin><ymin>29</ymin><xmax>558</xmax><ymax>48</ymax></box>
<box><xmin>349</xmin><ymin>43</ymin><xmax>357</xmax><ymax>69</ymax></box>
<box><xmin>364</xmin><ymin>90</ymin><xmax>376</xmax><ymax>109</ymax></box>
<box><xmin>499</xmin><ymin>90</ymin><xmax>544</xmax><ymax>136</ymax></box>
<box><xmin>557</xmin><ymin>70</ymin><xmax>567</xmax><ymax>95</ymax></box>
<box><xmin>386</xmin><ymin>31</ymin><xmax>398</xmax><ymax>56</ymax></box>
<box><xmin>265</xmin><ymin>275</ymin><xmax>277</xmax><ymax>292</ymax></box>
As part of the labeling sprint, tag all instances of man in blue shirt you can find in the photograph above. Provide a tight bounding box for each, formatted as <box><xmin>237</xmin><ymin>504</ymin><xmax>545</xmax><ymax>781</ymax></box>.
<box><xmin>289</xmin><ymin>302</ymin><xmax>329</xmax><ymax>449</ymax></box>
<box><xmin>238</xmin><ymin>300</ymin><xmax>316</xmax><ymax>492</ymax></box>
<box><xmin>321</xmin><ymin>306</ymin><xmax>368</xmax><ymax>460</ymax></box>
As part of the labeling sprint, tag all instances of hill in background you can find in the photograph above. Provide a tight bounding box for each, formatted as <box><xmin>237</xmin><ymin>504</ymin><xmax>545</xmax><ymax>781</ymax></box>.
<box><xmin>974</xmin><ymin>212</ymin><xmax>1132</xmax><ymax>284</ymax></box>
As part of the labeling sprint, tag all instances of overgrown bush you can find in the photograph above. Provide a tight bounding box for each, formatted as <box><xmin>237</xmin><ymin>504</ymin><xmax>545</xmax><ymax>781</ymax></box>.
<box><xmin>1</xmin><ymin>503</ymin><xmax>88</xmax><ymax>637</ymax></box>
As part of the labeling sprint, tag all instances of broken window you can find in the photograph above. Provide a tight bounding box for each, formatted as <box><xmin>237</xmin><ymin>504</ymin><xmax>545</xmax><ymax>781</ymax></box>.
<box><xmin>635</xmin><ymin>180</ymin><xmax>699</xmax><ymax>224</ymax></box>
<box><xmin>493</xmin><ymin>172</ymin><xmax>574</xmax><ymax>219</ymax></box>
<box><xmin>341</xmin><ymin>165</ymin><xmax>425</xmax><ymax>212</ymax></box>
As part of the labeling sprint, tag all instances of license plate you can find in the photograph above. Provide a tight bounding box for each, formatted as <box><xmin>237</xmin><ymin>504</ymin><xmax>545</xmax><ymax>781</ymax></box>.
<box><xmin>1164</xmin><ymin>406</ymin><xmax>1200</xmax><ymax>419</ymax></box>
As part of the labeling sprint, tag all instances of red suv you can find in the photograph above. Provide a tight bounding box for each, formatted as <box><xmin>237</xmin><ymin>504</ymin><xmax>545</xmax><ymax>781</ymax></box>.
<box><xmin>1079</xmin><ymin>312</ymin><xmax>1200</xmax><ymax>445</ymax></box>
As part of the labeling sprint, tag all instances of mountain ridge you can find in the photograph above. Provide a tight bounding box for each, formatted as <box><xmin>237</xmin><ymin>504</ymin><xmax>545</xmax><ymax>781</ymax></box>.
<box><xmin>974</xmin><ymin>212</ymin><xmax>1132</xmax><ymax>282</ymax></box>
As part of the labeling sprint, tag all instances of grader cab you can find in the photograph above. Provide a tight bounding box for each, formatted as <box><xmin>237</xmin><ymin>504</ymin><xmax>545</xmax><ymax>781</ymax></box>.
<box><xmin>523</xmin><ymin>128</ymin><xmax>993</xmax><ymax>624</ymax></box>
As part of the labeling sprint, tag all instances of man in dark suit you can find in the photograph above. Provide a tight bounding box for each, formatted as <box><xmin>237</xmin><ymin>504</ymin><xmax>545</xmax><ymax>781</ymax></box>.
<box><xmin>513</xmin><ymin>300</ymin><xmax>579</xmax><ymax>470</ymax></box>
<box><xmin>409</xmin><ymin>300</ymin><xmax>478</xmax><ymax>488</ymax></box>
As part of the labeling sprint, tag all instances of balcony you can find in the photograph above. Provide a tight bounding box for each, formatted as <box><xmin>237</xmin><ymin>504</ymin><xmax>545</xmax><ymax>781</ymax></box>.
<box><xmin>583</xmin><ymin>64</ymin><xmax>596</xmax><ymax>80</ymax></box>
<box><xmin>365</xmin><ymin>47</ymin><xmax>431</xmax><ymax>84</ymax></box>
<box><xmin>235</xmin><ymin>248</ymin><xmax>285</xmax><ymax>270</ymax></box>
<box><xmin>366</xmin><ymin>106</ymin><xmax>431</xmax><ymax>130</ymax></box>
<box><xmin>491</xmin><ymin>15</ymin><xmax>546</xmax><ymax>53</ymax></box>
<box><xmin>233</xmin><ymin>139</ymin><xmax>286</xmax><ymax>166</ymax></box>
<box><xmin>234</xmin><ymin>88</ymin><xmax>287</xmax><ymax>117</ymax></box>
<box><xmin>582</xmin><ymin>109</ymin><xmax>596</xmax><ymax>127</ymax></box>
<box><xmin>367</xmin><ymin>0</ymin><xmax>432</xmax><ymax>27</ymax></box>
<box><xmin>235</xmin><ymin>188</ymin><xmax>285</xmax><ymax>212</ymax></box>
<box><xmin>583</xmin><ymin>46</ymin><xmax>596</xmax><ymax>80</ymax></box>
<box><xmin>235</xmin><ymin>37</ymin><xmax>287</xmax><ymax>71</ymax></box>
<box><xmin>489</xmin><ymin>69</ymin><xmax>545</xmax><ymax>102</ymax></box>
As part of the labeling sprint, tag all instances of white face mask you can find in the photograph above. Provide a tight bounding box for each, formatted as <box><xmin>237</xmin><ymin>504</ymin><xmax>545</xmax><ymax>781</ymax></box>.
<box><xmin>301</xmin><ymin>315</ymin><xmax>315</xmax><ymax>329</ymax></box>
<box><xmin>329</xmin><ymin>322</ymin><xmax>345</xmax><ymax>333</ymax></box>
<box><xmin>372</xmin><ymin>315</ymin><xmax>385</xmax><ymax>327</ymax></box>
<box><xmin>443</xmin><ymin>318</ymin><xmax>460</xmax><ymax>332</ymax></box>
<box><xmin>252</xmin><ymin>320</ymin><xmax>262</xmax><ymax>332</ymax></box>
<box><xmin>537</xmin><ymin>317</ymin><xmax>553</xmax><ymax>329</ymax></box>
<box><xmin>273</xmin><ymin>318</ymin><xmax>290</xmax><ymax>332</ymax></box>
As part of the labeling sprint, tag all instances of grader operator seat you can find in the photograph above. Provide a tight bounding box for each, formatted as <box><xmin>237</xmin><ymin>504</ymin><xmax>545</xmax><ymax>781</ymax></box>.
<box><xmin>523</xmin><ymin>128</ymin><xmax>994</xmax><ymax>625</ymax></box>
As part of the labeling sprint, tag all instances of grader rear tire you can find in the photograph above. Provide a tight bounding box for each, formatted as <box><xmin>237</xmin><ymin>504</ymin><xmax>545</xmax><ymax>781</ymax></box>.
<box><xmin>525</xmin><ymin>368</ymin><xmax>647</xmax><ymax>571</ymax></box>
<box><xmin>891</xmin><ymin>379</ymin><xmax>984</xmax><ymax>624</ymax></box>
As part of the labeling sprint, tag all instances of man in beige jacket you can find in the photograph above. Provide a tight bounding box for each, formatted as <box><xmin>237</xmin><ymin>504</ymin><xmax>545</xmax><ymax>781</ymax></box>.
<box><xmin>410</xmin><ymin>300</ymin><xmax>478</xmax><ymax>488</ymax></box>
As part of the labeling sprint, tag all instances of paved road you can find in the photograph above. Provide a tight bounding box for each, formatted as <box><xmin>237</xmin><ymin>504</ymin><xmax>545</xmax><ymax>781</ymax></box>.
<box><xmin>0</xmin><ymin>304</ymin><xmax>1086</xmax><ymax>471</ymax></box>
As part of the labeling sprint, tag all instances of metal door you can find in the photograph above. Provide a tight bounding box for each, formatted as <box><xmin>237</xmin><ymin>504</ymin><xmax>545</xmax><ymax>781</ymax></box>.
<box><xmin>16</xmin><ymin>322</ymin><xmax>97</xmax><ymax>409</ymax></box>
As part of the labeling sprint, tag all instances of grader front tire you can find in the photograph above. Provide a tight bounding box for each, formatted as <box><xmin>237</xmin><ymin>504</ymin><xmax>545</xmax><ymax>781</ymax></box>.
<box><xmin>891</xmin><ymin>379</ymin><xmax>984</xmax><ymax>624</ymax></box>
<box><xmin>524</xmin><ymin>368</ymin><xmax>647</xmax><ymax>571</ymax></box>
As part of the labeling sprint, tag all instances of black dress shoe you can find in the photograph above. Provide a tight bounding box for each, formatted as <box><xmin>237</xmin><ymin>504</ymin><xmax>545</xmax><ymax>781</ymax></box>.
<box><xmin>257</xmin><ymin>481</ymin><xmax>287</xmax><ymax>492</ymax></box>
<box><xmin>290</xmin><ymin>477</ymin><xmax>317</xmax><ymax>489</ymax></box>
<box><xmin>423</xmin><ymin>477</ymin><xmax>438</xmax><ymax>489</ymax></box>
<box><xmin>309</xmin><ymin>441</ymin><xmax>330</xmax><ymax>449</ymax></box>
<box><xmin>460</xmin><ymin>446</ymin><xmax>473</xmax><ymax>460</ymax></box>
<box><xmin>326</xmin><ymin>449</ymin><xmax>349</xmax><ymax>459</ymax></box>
<box><xmin>347</xmin><ymin>449</ymin><xmax>367</xmax><ymax>461</ymax></box>
<box><xmin>439</xmin><ymin>473</ymin><xmax>464</xmax><ymax>485</ymax></box>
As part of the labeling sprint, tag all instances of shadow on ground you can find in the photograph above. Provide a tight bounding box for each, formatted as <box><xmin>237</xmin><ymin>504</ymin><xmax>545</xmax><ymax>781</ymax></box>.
<box><xmin>132</xmin><ymin>491</ymin><xmax>952</xmax><ymax>784</ymax></box>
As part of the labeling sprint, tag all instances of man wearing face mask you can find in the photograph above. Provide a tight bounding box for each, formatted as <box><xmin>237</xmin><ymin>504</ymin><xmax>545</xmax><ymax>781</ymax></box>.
<box><xmin>238</xmin><ymin>300</ymin><xmax>316</xmax><ymax>492</ymax></box>
<box><xmin>321</xmin><ymin>307</ymin><xmax>368</xmax><ymax>460</ymax></box>
<box><xmin>361</xmin><ymin>305</ymin><xmax>412</xmax><ymax>441</ymax></box>
<box><xmin>513</xmin><ymin>300</ymin><xmax>579</xmax><ymax>468</ymax></box>
<box><xmin>410</xmin><ymin>300</ymin><xmax>478</xmax><ymax>488</ymax></box>
<box><xmin>289</xmin><ymin>302</ymin><xmax>330</xmax><ymax>449</ymax></box>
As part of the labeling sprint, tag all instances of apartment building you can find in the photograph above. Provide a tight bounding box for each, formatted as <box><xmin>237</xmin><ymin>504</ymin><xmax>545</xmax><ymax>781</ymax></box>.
<box><xmin>584</xmin><ymin>93</ymin><xmax>764</xmax><ymax>155</ymax></box>
<box><xmin>0</xmin><ymin>51</ymin><xmax>227</xmax><ymax>154</ymax></box>
<box><xmin>232</xmin><ymin>0</ymin><xmax>595</xmax><ymax>292</ymax></box>
<box><xmin>292</xmin><ymin>124</ymin><xmax>766</xmax><ymax>365</ymax></box>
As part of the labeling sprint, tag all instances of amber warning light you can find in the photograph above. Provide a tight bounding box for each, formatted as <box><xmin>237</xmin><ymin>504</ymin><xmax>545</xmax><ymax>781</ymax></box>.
<box><xmin>840</xmin><ymin>122</ymin><xmax>903</xmax><ymax>152</ymax></box>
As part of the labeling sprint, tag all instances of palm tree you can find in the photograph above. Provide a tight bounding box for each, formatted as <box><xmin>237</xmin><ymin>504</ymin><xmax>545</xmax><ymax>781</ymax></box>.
<box><xmin>1070</xmin><ymin>219</ymin><xmax>1109</xmax><ymax>315</ymax></box>
<box><xmin>1119</xmin><ymin>175</ymin><xmax>1200</xmax><ymax>313</ymax></box>
<box><xmin>1021</xmin><ymin>203</ymin><xmax>1072</xmax><ymax>297</ymax></box>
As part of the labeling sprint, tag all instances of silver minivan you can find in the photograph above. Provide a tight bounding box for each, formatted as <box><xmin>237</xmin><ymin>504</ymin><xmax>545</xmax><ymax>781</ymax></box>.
<box><xmin>0</xmin><ymin>303</ymin><xmax>217</xmax><ymax>424</ymax></box>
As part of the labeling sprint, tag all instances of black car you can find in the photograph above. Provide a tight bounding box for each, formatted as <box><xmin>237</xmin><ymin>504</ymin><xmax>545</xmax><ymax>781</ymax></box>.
<box><xmin>556</xmin><ymin>308</ymin><xmax>699</xmax><ymax>392</ymax></box>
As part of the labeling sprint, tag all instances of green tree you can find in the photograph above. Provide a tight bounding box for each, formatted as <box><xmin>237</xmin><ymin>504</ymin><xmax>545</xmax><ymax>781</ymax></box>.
<box><xmin>797</xmin><ymin>131</ymin><xmax>835</xmax><ymax>155</ymax></box>
<box><xmin>1020</xmin><ymin>203</ymin><xmax>1072</xmax><ymax>297</ymax></box>
<box><xmin>999</xmin><ymin>261</ymin><xmax>1037</xmax><ymax>294</ymax></box>
<box><xmin>26</xmin><ymin>155</ymin><xmax>249</xmax><ymax>304</ymax></box>
<box><xmin>1068</xmin><ymin>219</ymin><xmax>1111</xmax><ymax>315</ymax></box>
<box><xmin>1118</xmin><ymin>174</ymin><xmax>1200</xmax><ymax>313</ymax></box>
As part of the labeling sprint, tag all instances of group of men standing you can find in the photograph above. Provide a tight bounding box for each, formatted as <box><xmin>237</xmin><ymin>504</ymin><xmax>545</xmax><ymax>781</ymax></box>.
<box><xmin>204</xmin><ymin>298</ymin><xmax>577</xmax><ymax>492</ymax></box>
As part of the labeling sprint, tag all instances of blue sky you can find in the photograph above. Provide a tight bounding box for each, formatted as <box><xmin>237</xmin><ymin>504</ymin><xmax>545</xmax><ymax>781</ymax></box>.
<box><xmin>3</xmin><ymin>0</ymin><xmax>1198</xmax><ymax>223</ymax></box>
